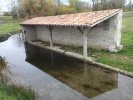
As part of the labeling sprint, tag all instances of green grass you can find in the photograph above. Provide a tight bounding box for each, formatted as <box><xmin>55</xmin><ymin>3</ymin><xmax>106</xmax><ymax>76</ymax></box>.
<box><xmin>0</xmin><ymin>59</ymin><xmax>35</xmax><ymax>100</ymax></box>
<box><xmin>0</xmin><ymin>16</ymin><xmax>12</xmax><ymax>23</ymax></box>
<box><xmin>90</xmin><ymin>16</ymin><xmax>133</xmax><ymax>72</ymax></box>
<box><xmin>0</xmin><ymin>84</ymin><xmax>35</xmax><ymax>100</ymax></box>
<box><xmin>97</xmin><ymin>57</ymin><xmax>133</xmax><ymax>72</ymax></box>
<box><xmin>0</xmin><ymin>16</ymin><xmax>21</xmax><ymax>36</ymax></box>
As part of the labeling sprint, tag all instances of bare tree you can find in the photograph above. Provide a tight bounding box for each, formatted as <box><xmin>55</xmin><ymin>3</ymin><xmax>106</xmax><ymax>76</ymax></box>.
<box><xmin>91</xmin><ymin>0</ymin><xmax>126</xmax><ymax>11</ymax></box>
<box><xmin>56</xmin><ymin>0</ymin><xmax>61</xmax><ymax>6</ymax></box>
<box><xmin>127</xmin><ymin>0</ymin><xmax>133</xmax><ymax>11</ymax></box>
<box><xmin>11</xmin><ymin>1</ymin><xmax>18</xmax><ymax>19</ymax></box>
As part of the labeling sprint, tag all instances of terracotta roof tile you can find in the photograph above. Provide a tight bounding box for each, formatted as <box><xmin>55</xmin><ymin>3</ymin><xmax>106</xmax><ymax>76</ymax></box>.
<box><xmin>20</xmin><ymin>9</ymin><xmax>121</xmax><ymax>27</ymax></box>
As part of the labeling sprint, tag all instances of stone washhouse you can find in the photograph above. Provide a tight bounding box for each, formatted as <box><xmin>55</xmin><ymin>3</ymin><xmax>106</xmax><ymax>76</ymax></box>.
<box><xmin>21</xmin><ymin>9</ymin><xmax>123</xmax><ymax>58</ymax></box>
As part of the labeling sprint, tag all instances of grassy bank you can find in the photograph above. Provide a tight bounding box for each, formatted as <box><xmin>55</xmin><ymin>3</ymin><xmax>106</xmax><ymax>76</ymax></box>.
<box><xmin>0</xmin><ymin>84</ymin><xmax>35</xmax><ymax>100</ymax></box>
<box><xmin>0</xmin><ymin>59</ymin><xmax>35</xmax><ymax>100</ymax></box>
<box><xmin>0</xmin><ymin>16</ymin><xmax>21</xmax><ymax>37</ymax></box>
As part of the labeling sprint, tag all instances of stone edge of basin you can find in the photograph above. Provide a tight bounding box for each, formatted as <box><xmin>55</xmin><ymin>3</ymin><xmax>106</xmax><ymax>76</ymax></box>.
<box><xmin>29</xmin><ymin>42</ymin><xmax>133</xmax><ymax>78</ymax></box>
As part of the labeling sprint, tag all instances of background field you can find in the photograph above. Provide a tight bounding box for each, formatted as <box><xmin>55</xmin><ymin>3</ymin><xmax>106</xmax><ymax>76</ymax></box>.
<box><xmin>0</xmin><ymin>16</ymin><xmax>21</xmax><ymax>36</ymax></box>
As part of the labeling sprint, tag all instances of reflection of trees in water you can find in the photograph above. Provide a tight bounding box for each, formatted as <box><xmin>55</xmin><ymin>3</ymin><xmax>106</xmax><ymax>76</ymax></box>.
<box><xmin>12</xmin><ymin>33</ymin><xmax>25</xmax><ymax>48</ymax></box>
<box><xmin>0</xmin><ymin>35</ymin><xmax>9</xmax><ymax>42</ymax></box>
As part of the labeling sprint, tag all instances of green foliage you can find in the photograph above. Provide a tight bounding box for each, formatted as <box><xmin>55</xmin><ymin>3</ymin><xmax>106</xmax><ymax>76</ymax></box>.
<box><xmin>55</xmin><ymin>6</ymin><xmax>78</xmax><ymax>15</ymax></box>
<box><xmin>3</xmin><ymin>12</ymin><xmax>11</xmax><ymax>16</ymax></box>
<box><xmin>69</xmin><ymin>0</ymin><xmax>78</xmax><ymax>6</ymax></box>
<box><xmin>0</xmin><ymin>84</ymin><xmax>35</xmax><ymax>100</ymax></box>
<box><xmin>20</xmin><ymin>0</ymin><xmax>55</xmax><ymax>18</ymax></box>
<box><xmin>0</xmin><ymin>59</ymin><xmax>35</xmax><ymax>100</ymax></box>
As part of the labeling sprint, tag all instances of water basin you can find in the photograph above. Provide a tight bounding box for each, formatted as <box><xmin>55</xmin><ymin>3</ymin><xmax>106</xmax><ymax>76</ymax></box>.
<box><xmin>0</xmin><ymin>34</ymin><xmax>133</xmax><ymax>100</ymax></box>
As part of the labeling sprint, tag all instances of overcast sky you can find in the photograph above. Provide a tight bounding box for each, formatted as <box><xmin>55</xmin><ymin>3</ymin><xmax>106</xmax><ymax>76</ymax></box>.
<box><xmin>0</xmin><ymin>0</ymin><xmax>14</xmax><ymax>12</ymax></box>
<box><xmin>0</xmin><ymin>0</ymin><xmax>8</xmax><ymax>12</ymax></box>
<box><xmin>0</xmin><ymin>0</ymin><xmax>133</xmax><ymax>12</ymax></box>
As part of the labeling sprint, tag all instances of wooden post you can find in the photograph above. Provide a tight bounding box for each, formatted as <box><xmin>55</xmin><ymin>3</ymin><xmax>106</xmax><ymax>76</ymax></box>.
<box><xmin>83</xmin><ymin>29</ymin><xmax>88</xmax><ymax>57</ymax></box>
<box><xmin>47</xmin><ymin>26</ymin><xmax>54</xmax><ymax>48</ymax></box>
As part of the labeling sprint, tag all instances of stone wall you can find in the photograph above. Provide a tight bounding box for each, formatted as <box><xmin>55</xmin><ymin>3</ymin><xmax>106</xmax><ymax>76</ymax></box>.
<box><xmin>36</xmin><ymin>26</ymin><xmax>83</xmax><ymax>47</ymax></box>
<box><xmin>24</xmin><ymin>26</ymin><xmax>37</xmax><ymax>41</ymax></box>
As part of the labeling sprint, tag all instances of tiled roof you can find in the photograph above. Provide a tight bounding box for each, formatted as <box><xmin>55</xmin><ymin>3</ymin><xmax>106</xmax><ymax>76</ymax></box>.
<box><xmin>21</xmin><ymin>9</ymin><xmax>121</xmax><ymax>27</ymax></box>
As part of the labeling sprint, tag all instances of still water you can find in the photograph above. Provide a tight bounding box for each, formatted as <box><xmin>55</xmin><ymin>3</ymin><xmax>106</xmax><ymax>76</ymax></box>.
<box><xmin>0</xmin><ymin>34</ymin><xmax>133</xmax><ymax>100</ymax></box>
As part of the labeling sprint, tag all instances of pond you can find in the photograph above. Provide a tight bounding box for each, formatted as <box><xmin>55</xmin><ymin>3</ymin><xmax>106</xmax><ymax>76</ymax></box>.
<box><xmin>0</xmin><ymin>34</ymin><xmax>133</xmax><ymax>100</ymax></box>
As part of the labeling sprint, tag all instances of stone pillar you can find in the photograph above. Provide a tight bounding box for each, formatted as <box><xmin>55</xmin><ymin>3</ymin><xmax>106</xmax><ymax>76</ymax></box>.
<box><xmin>115</xmin><ymin>10</ymin><xmax>123</xmax><ymax>50</ymax></box>
<box><xmin>115</xmin><ymin>10</ymin><xmax>123</xmax><ymax>47</ymax></box>
<box><xmin>50</xmin><ymin>30</ymin><xmax>53</xmax><ymax>48</ymax></box>
<box><xmin>47</xmin><ymin>26</ymin><xmax>54</xmax><ymax>48</ymax></box>
<box><xmin>83</xmin><ymin>29</ymin><xmax>88</xmax><ymax>57</ymax></box>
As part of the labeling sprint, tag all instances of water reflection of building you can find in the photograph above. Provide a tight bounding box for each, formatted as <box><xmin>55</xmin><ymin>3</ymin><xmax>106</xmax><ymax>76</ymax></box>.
<box><xmin>25</xmin><ymin>42</ymin><xmax>118</xmax><ymax>98</ymax></box>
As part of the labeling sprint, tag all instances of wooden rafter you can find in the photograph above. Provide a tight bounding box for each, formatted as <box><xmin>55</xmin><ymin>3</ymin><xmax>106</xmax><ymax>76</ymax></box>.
<box><xmin>77</xmin><ymin>26</ymin><xmax>87</xmax><ymax>34</ymax></box>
